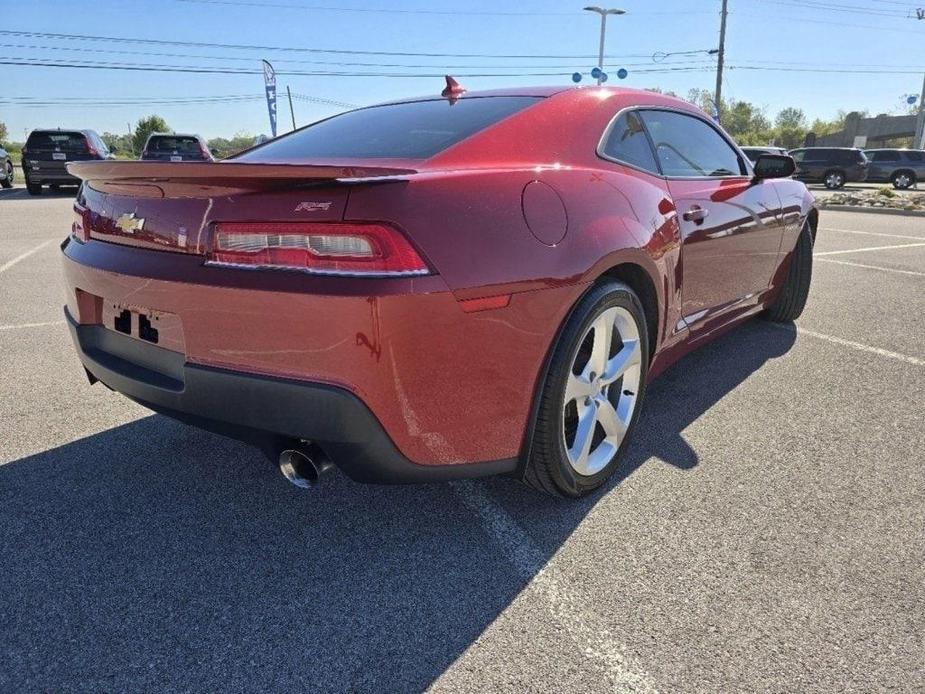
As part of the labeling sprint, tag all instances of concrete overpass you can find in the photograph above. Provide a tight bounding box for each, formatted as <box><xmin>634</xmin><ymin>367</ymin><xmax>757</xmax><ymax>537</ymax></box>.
<box><xmin>807</xmin><ymin>112</ymin><xmax>920</xmax><ymax>149</ymax></box>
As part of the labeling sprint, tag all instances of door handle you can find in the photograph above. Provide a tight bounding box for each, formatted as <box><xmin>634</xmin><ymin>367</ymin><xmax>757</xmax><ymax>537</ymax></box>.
<box><xmin>683</xmin><ymin>206</ymin><xmax>709</xmax><ymax>223</ymax></box>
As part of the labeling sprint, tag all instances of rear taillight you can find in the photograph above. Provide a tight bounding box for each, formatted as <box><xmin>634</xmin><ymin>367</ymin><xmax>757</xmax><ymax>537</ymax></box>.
<box><xmin>72</xmin><ymin>203</ymin><xmax>90</xmax><ymax>242</ymax></box>
<box><xmin>207</xmin><ymin>222</ymin><xmax>430</xmax><ymax>276</ymax></box>
<box><xmin>85</xmin><ymin>138</ymin><xmax>99</xmax><ymax>158</ymax></box>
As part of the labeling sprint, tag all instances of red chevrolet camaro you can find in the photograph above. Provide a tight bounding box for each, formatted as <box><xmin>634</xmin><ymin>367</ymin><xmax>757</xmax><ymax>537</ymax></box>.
<box><xmin>62</xmin><ymin>84</ymin><xmax>816</xmax><ymax>497</ymax></box>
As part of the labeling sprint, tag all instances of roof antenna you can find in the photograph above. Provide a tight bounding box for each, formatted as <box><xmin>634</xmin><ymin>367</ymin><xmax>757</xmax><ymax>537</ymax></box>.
<box><xmin>441</xmin><ymin>75</ymin><xmax>466</xmax><ymax>103</ymax></box>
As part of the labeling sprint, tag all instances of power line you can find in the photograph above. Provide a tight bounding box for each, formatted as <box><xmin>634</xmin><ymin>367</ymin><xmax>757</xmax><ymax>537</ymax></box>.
<box><xmin>736</xmin><ymin>10</ymin><xmax>925</xmax><ymax>32</ymax></box>
<box><xmin>172</xmin><ymin>0</ymin><xmax>575</xmax><ymax>16</ymax></box>
<box><xmin>0</xmin><ymin>29</ymin><xmax>662</xmax><ymax>60</ymax></box>
<box><xmin>0</xmin><ymin>58</ymin><xmax>721</xmax><ymax>77</ymax></box>
<box><xmin>6</xmin><ymin>42</ymin><xmax>920</xmax><ymax>71</ymax></box>
<box><xmin>754</xmin><ymin>0</ymin><xmax>918</xmax><ymax>17</ymax></box>
<box><xmin>170</xmin><ymin>0</ymin><xmax>715</xmax><ymax>16</ymax></box>
<box><xmin>4</xmin><ymin>58</ymin><xmax>922</xmax><ymax>78</ymax></box>
<box><xmin>0</xmin><ymin>42</ymin><xmax>717</xmax><ymax>70</ymax></box>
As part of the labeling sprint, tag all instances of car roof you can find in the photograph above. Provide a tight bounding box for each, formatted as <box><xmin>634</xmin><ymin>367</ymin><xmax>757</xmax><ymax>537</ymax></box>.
<box><xmin>29</xmin><ymin>129</ymin><xmax>97</xmax><ymax>135</ymax></box>
<box><xmin>372</xmin><ymin>84</ymin><xmax>693</xmax><ymax>108</ymax></box>
<box><xmin>147</xmin><ymin>132</ymin><xmax>203</xmax><ymax>139</ymax></box>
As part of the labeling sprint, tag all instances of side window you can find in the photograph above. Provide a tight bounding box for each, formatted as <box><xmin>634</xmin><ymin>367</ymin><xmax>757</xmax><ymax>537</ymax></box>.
<box><xmin>842</xmin><ymin>150</ymin><xmax>863</xmax><ymax>164</ymax></box>
<box><xmin>790</xmin><ymin>149</ymin><xmax>805</xmax><ymax>163</ymax></box>
<box><xmin>876</xmin><ymin>151</ymin><xmax>899</xmax><ymax>162</ymax></box>
<box><xmin>812</xmin><ymin>150</ymin><xmax>832</xmax><ymax>163</ymax></box>
<box><xmin>640</xmin><ymin>110</ymin><xmax>744</xmax><ymax>178</ymax></box>
<box><xmin>905</xmin><ymin>151</ymin><xmax>923</xmax><ymax>162</ymax></box>
<box><xmin>601</xmin><ymin>111</ymin><xmax>659</xmax><ymax>174</ymax></box>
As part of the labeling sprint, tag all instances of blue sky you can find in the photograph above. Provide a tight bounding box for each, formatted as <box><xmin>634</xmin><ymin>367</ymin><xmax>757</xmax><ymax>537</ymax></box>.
<box><xmin>2</xmin><ymin>0</ymin><xmax>923</xmax><ymax>141</ymax></box>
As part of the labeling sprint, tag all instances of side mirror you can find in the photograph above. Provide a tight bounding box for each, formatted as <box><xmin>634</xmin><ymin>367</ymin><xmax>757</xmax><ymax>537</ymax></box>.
<box><xmin>752</xmin><ymin>153</ymin><xmax>795</xmax><ymax>180</ymax></box>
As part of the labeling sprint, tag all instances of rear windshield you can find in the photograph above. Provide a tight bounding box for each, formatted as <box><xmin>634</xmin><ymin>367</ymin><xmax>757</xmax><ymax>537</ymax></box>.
<box><xmin>147</xmin><ymin>136</ymin><xmax>202</xmax><ymax>153</ymax></box>
<box><xmin>26</xmin><ymin>131</ymin><xmax>88</xmax><ymax>151</ymax></box>
<box><xmin>236</xmin><ymin>96</ymin><xmax>542</xmax><ymax>160</ymax></box>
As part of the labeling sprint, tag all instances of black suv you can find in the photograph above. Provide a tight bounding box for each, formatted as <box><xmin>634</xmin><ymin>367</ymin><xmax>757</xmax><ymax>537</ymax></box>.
<box><xmin>741</xmin><ymin>146</ymin><xmax>788</xmax><ymax>163</ymax></box>
<box><xmin>21</xmin><ymin>129</ymin><xmax>113</xmax><ymax>195</ymax></box>
<box><xmin>863</xmin><ymin>149</ymin><xmax>924</xmax><ymax>190</ymax></box>
<box><xmin>141</xmin><ymin>133</ymin><xmax>214</xmax><ymax>162</ymax></box>
<box><xmin>788</xmin><ymin>147</ymin><xmax>869</xmax><ymax>189</ymax></box>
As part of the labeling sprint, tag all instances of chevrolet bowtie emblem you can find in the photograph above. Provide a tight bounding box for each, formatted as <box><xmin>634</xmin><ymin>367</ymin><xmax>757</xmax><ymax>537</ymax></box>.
<box><xmin>116</xmin><ymin>213</ymin><xmax>145</xmax><ymax>234</ymax></box>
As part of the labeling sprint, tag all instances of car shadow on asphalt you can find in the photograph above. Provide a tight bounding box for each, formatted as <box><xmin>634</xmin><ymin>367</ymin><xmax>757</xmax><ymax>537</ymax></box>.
<box><xmin>0</xmin><ymin>320</ymin><xmax>796</xmax><ymax>691</ymax></box>
<box><xmin>0</xmin><ymin>185</ymin><xmax>79</xmax><ymax>201</ymax></box>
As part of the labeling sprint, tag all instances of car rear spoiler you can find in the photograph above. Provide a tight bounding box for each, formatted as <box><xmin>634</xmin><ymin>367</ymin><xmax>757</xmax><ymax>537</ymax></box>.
<box><xmin>66</xmin><ymin>160</ymin><xmax>419</xmax><ymax>188</ymax></box>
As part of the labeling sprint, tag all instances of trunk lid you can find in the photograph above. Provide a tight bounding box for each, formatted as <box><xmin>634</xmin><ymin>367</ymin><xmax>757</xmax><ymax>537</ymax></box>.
<box><xmin>70</xmin><ymin>160</ymin><xmax>418</xmax><ymax>254</ymax></box>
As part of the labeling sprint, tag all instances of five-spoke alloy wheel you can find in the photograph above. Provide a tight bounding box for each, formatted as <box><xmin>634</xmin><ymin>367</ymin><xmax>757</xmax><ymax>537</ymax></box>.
<box><xmin>525</xmin><ymin>280</ymin><xmax>649</xmax><ymax>497</ymax></box>
<box><xmin>562</xmin><ymin>306</ymin><xmax>642</xmax><ymax>477</ymax></box>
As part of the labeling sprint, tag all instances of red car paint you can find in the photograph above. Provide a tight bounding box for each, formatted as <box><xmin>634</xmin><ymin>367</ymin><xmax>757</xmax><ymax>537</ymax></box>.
<box><xmin>62</xmin><ymin>86</ymin><xmax>815</xmax><ymax>473</ymax></box>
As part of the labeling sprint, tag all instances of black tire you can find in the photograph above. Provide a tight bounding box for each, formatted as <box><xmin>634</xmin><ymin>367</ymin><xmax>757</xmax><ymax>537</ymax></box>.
<box><xmin>26</xmin><ymin>181</ymin><xmax>42</xmax><ymax>196</ymax></box>
<box><xmin>524</xmin><ymin>280</ymin><xmax>649</xmax><ymax>498</ymax></box>
<box><xmin>823</xmin><ymin>170</ymin><xmax>845</xmax><ymax>189</ymax></box>
<box><xmin>764</xmin><ymin>222</ymin><xmax>813</xmax><ymax>322</ymax></box>
<box><xmin>0</xmin><ymin>161</ymin><xmax>12</xmax><ymax>189</ymax></box>
<box><xmin>891</xmin><ymin>170</ymin><xmax>915</xmax><ymax>190</ymax></box>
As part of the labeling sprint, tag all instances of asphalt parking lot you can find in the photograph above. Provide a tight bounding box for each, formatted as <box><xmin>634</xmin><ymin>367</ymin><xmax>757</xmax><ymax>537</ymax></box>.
<box><xmin>1</xmin><ymin>184</ymin><xmax>923</xmax><ymax>692</ymax></box>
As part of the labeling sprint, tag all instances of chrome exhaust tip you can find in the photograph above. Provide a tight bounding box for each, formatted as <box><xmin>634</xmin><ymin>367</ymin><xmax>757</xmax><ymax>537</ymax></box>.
<box><xmin>278</xmin><ymin>443</ymin><xmax>334</xmax><ymax>489</ymax></box>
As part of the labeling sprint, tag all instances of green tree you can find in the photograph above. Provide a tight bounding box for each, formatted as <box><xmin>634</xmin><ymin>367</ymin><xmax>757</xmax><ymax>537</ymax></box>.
<box><xmin>772</xmin><ymin>107</ymin><xmax>808</xmax><ymax>149</ymax></box>
<box><xmin>101</xmin><ymin>132</ymin><xmax>133</xmax><ymax>156</ymax></box>
<box><xmin>132</xmin><ymin>115</ymin><xmax>170</xmax><ymax>155</ymax></box>
<box><xmin>0</xmin><ymin>120</ymin><xmax>8</xmax><ymax>146</ymax></box>
<box><xmin>721</xmin><ymin>100</ymin><xmax>772</xmax><ymax>145</ymax></box>
<box><xmin>207</xmin><ymin>131</ymin><xmax>257</xmax><ymax>159</ymax></box>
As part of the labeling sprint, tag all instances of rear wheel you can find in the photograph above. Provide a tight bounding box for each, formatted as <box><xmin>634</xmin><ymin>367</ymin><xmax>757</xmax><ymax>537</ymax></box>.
<box><xmin>764</xmin><ymin>222</ymin><xmax>813</xmax><ymax>322</ymax></box>
<box><xmin>823</xmin><ymin>170</ymin><xmax>845</xmax><ymax>189</ymax></box>
<box><xmin>891</xmin><ymin>170</ymin><xmax>915</xmax><ymax>190</ymax></box>
<box><xmin>26</xmin><ymin>181</ymin><xmax>42</xmax><ymax>196</ymax></box>
<box><xmin>525</xmin><ymin>281</ymin><xmax>649</xmax><ymax>498</ymax></box>
<box><xmin>0</xmin><ymin>161</ymin><xmax>13</xmax><ymax>188</ymax></box>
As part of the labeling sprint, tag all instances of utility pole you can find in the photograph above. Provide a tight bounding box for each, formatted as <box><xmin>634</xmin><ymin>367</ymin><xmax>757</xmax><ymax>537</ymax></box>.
<box><xmin>914</xmin><ymin>73</ymin><xmax>925</xmax><ymax>149</ymax></box>
<box><xmin>583</xmin><ymin>6</ymin><xmax>626</xmax><ymax>85</ymax></box>
<box><xmin>714</xmin><ymin>0</ymin><xmax>729</xmax><ymax>122</ymax></box>
<box><xmin>287</xmin><ymin>85</ymin><xmax>297</xmax><ymax>131</ymax></box>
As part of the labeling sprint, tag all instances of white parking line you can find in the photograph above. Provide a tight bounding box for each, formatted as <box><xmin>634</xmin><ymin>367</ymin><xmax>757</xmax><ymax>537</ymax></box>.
<box><xmin>816</xmin><ymin>258</ymin><xmax>925</xmax><ymax>278</ymax></box>
<box><xmin>821</xmin><ymin>227</ymin><xmax>925</xmax><ymax>241</ymax></box>
<box><xmin>814</xmin><ymin>242</ymin><xmax>925</xmax><ymax>257</ymax></box>
<box><xmin>450</xmin><ymin>480</ymin><xmax>658</xmax><ymax>693</ymax></box>
<box><xmin>769</xmin><ymin>323</ymin><xmax>924</xmax><ymax>367</ymax></box>
<box><xmin>0</xmin><ymin>240</ymin><xmax>53</xmax><ymax>274</ymax></box>
<box><xmin>0</xmin><ymin>320</ymin><xmax>66</xmax><ymax>331</ymax></box>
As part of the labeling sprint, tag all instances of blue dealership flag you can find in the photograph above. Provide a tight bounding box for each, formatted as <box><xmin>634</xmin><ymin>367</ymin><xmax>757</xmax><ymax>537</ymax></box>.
<box><xmin>262</xmin><ymin>60</ymin><xmax>278</xmax><ymax>138</ymax></box>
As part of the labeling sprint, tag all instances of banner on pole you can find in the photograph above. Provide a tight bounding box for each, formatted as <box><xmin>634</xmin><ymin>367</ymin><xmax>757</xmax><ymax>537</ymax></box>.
<box><xmin>262</xmin><ymin>60</ymin><xmax>278</xmax><ymax>138</ymax></box>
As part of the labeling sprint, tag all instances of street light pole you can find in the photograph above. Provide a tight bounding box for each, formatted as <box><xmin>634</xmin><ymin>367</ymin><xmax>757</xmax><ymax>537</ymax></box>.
<box><xmin>583</xmin><ymin>6</ymin><xmax>626</xmax><ymax>85</ymax></box>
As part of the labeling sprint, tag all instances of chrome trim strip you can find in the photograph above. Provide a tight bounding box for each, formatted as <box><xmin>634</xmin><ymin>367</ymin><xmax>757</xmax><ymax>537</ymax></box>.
<box><xmin>204</xmin><ymin>260</ymin><xmax>431</xmax><ymax>278</ymax></box>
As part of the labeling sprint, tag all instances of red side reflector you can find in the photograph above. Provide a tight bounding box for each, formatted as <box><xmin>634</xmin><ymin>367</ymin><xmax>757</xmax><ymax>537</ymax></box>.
<box><xmin>207</xmin><ymin>222</ymin><xmax>430</xmax><ymax>277</ymax></box>
<box><xmin>72</xmin><ymin>203</ymin><xmax>90</xmax><ymax>242</ymax></box>
<box><xmin>459</xmin><ymin>294</ymin><xmax>511</xmax><ymax>313</ymax></box>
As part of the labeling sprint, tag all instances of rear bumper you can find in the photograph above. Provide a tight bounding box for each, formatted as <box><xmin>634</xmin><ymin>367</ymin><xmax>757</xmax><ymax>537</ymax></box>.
<box><xmin>66</xmin><ymin>308</ymin><xmax>516</xmax><ymax>483</ymax></box>
<box><xmin>23</xmin><ymin>167</ymin><xmax>80</xmax><ymax>185</ymax></box>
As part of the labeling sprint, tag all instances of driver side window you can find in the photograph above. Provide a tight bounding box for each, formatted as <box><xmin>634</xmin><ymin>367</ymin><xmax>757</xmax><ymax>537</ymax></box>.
<box><xmin>640</xmin><ymin>110</ymin><xmax>745</xmax><ymax>178</ymax></box>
